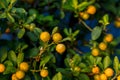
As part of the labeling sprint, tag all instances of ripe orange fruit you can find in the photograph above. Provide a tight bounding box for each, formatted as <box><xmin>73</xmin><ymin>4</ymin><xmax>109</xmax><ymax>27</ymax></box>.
<box><xmin>5</xmin><ymin>28</ymin><xmax>10</xmax><ymax>34</ymax></box>
<box><xmin>11</xmin><ymin>73</ymin><xmax>19</xmax><ymax>80</ymax></box>
<box><xmin>94</xmin><ymin>74</ymin><xmax>100</xmax><ymax>80</ymax></box>
<box><xmin>40</xmin><ymin>31</ymin><xmax>50</xmax><ymax>42</ymax></box>
<box><xmin>82</xmin><ymin>12</ymin><xmax>90</xmax><ymax>20</ymax></box>
<box><xmin>91</xmin><ymin>48</ymin><xmax>100</xmax><ymax>56</ymax></box>
<box><xmin>20</xmin><ymin>62</ymin><xmax>29</xmax><ymax>72</ymax></box>
<box><xmin>100</xmin><ymin>73</ymin><xmax>107</xmax><ymax>80</ymax></box>
<box><xmin>86</xmin><ymin>5</ymin><xmax>96</xmax><ymax>15</ymax></box>
<box><xmin>117</xmin><ymin>75</ymin><xmax>120</xmax><ymax>80</ymax></box>
<box><xmin>40</xmin><ymin>69</ymin><xmax>48</xmax><ymax>78</ymax></box>
<box><xmin>114</xmin><ymin>20</ymin><xmax>120</xmax><ymax>28</ymax></box>
<box><xmin>104</xmin><ymin>68</ymin><xmax>114</xmax><ymax>77</ymax></box>
<box><xmin>99</xmin><ymin>42</ymin><xmax>107</xmax><ymax>51</ymax></box>
<box><xmin>104</xmin><ymin>34</ymin><xmax>113</xmax><ymax>43</ymax></box>
<box><xmin>56</xmin><ymin>44</ymin><xmax>66</xmax><ymax>54</ymax></box>
<box><xmin>92</xmin><ymin>66</ymin><xmax>100</xmax><ymax>74</ymax></box>
<box><xmin>15</xmin><ymin>70</ymin><xmax>25</xmax><ymax>79</ymax></box>
<box><xmin>0</xmin><ymin>64</ymin><xmax>5</xmax><ymax>73</ymax></box>
<box><xmin>52</xmin><ymin>33</ymin><xmax>62</xmax><ymax>43</ymax></box>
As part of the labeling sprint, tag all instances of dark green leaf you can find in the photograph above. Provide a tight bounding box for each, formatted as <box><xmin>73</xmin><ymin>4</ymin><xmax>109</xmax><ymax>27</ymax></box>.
<box><xmin>6</xmin><ymin>13</ymin><xmax>15</xmax><ymax>23</ymax></box>
<box><xmin>0</xmin><ymin>47</ymin><xmax>7</xmax><ymax>63</ymax></box>
<box><xmin>8</xmin><ymin>50</ymin><xmax>17</xmax><ymax>65</ymax></box>
<box><xmin>79</xmin><ymin>73</ymin><xmax>90</xmax><ymax>80</ymax></box>
<box><xmin>27</xmin><ymin>32</ymin><xmax>38</xmax><ymax>41</ymax></box>
<box><xmin>0</xmin><ymin>13</ymin><xmax>6</xmax><ymax>18</ymax></box>
<box><xmin>40</xmin><ymin>54</ymin><xmax>53</xmax><ymax>67</ymax></box>
<box><xmin>26</xmin><ymin>48</ymin><xmax>39</xmax><ymax>58</ymax></box>
<box><xmin>3</xmin><ymin>66</ymin><xmax>16</xmax><ymax>75</ymax></box>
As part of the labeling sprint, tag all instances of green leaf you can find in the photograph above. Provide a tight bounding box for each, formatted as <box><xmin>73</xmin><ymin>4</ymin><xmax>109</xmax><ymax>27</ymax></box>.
<box><xmin>17</xmin><ymin>52</ymin><xmax>24</xmax><ymax>67</ymax></box>
<box><xmin>103</xmin><ymin>56</ymin><xmax>111</xmax><ymax>69</ymax></box>
<box><xmin>17</xmin><ymin>28</ymin><xmax>25</xmax><ymax>39</ymax></box>
<box><xmin>72</xmin><ymin>30</ymin><xmax>80</xmax><ymax>37</ymax></box>
<box><xmin>79</xmin><ymin>73</ymin><xmax>90</xmax><ymax>80</ymax></box>
<box><xmin>21</xmin><ymin>44</ymin><xmax>28</xmax><ymax>51</ymax></box>
<box><xmin>27</xmin><ymin>32</ymin><xmax>38</xmax><ymax>41</ymax></box>
<box><xmin>3</xmin><ymin>66</ymin><xmax>16</xmax><ymax>75</ymax></box>
<box><xmin>6</xmin><ymin>13</ymin><xmax>15</xmax><ymax>23</ymax></box>
<box><xmin>52</xmin><ymin>26</ymin><xmax>59</xmax><ymax>35</ymax></box>
<box><xmin>4</xmin><ymin>60</ymin><xmax>13</xmax><ymax>66</ymax></box>
<box><xmin>26</xmin><ymin>48</ymin><xmax>39</xmax><ymax>58</ymax></box>
<box><xmin>24</xmin><ymin>75</ymin><xmax>31</xmax><ymax>80</ymax></box>
<box><xmin>8</xmin><ymin>50</ymin><xmax>17</xmax><ymax>65</ymax></box>
<box><xmin>77</xmin><ymin>2</ymin><xmax>88</xmax><ymax>11</ymax></box>
<box><xmin>52</xmin><ymin>72</ymin><xmax>62</xmax><ymax>80</ymax></box>
<box><xmin>26</xmin><ymin>15</ymin><xmax>36</xmax><ymax>24</ymax></box>
<box><xmin>103</xmin><ymin>14</ymin><xmax>109</xmax><ymax>26</ymax></box>
<box><xmin>11</xmin><ymin>7</ymin><xmax>27</xmax><ymax>14</ymax></box>
<box><xmin>113</xmin><ymin>56</ymin><xmax>119</xmax><ymax>73</ymax></box>
<box><xmin>0</xmin><ymin>47</ymin><xmax>7</xmax><ymax>63</ymax></box>
<box><xmin>0</xmin><ymin>13</ymin><xmax>6</xmax><ymax>18</ymax></box>
<box><xmin>89</xmin><ymin>55</ymin><xmax>96</xmax><ymax>65</ymax></box>
<box><xmin>40</xmin><ymin>54</ymin><xmax>53</xmax><ymax>67</ymax></box>
<box><xmin>72</xmin><ymin>0</ymin><xmax>78</xmax><ymax>9</ymax></box>
<box><xmin>63</xmin><ymin>28</ymin><xmax>69</xmax><ymax>36</ymax></box>
<box><xmin>72</xmin><ymin>54</ymin><xmax>81</xmax><ymax>66</ymax></box>
<box><xmin>96</xmin><ymin>57</ymin><xmax>102</xmax><ymax>65</ymax></box>
<box><xmin>91</xmin><ymin>26</ymin><xmax>102</xmax><ymax>40</ymax></box>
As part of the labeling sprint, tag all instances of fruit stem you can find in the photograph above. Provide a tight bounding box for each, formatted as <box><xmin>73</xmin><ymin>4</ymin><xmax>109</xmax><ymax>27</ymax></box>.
<box><xmin>78</xmin><ymin>18</ymin><xmax>93</xmax><ymax>32</ymax></box>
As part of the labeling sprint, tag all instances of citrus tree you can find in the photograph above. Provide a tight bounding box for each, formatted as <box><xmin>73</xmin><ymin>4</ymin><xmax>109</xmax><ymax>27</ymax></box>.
<box><xmin>0</xmin><ymin>0</ymin><xmax>120</xmax><ymax>80</ymax></box>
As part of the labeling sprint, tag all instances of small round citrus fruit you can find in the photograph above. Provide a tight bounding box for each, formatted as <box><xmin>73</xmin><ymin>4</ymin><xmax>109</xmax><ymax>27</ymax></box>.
<box><xmin>104</xmin><ymin>68</ymin><xmax>114</xmax><ymax>77</ymax></box>
<box><xmin>117</xmin><ymin>75</ymin><xmax>120</xmax><ymax>80</ymax></box>
<box><xmin>11</xmin><ymin>73</ymin><xmax>19</xmax><ymax>80</ymax></box>
<box><xmin>104</xmin><ymin>34</ymin><xmax>113</xmax><ymax>42</ymax></box>
<box><xmin>92</xmin><ymin>66</ymin><xmax>100</xmax><ymax>74</ymax></box>
<box><xmin>94</xmin><ymin>74</ymin><xmax>100</xmax><ymax>80</ymax></box>
<box><xmin>0</xmin><ymin>64</ymin><xmax>5</xmax><ymax>73</ymax></box>
<box><xmin>52</xmin><ymin>33</ymin><xmax>62</xmax><ymax>43</ymax></box>
<box><xmin>15</xmin><ymin>70</ymin><xmax>25</xmax><ymax>79</ymax></box>
<box><xmin>5</xmin><ymin>28</ymin><xmax>10</xmax><ymax>34</ymax></box>
<box><xmin>86</xmin><ymin>5</ymin><xmax>96</xmax><ymax>15</ymax></box>
<box><xmin>82</xmin><ymin>12</ymin><xmax>90</xmax><ymax>20</ymax></box>
<box><xmin>40</xmin><ymin>31</ymin><xmax>50</xmax><ymax>42</ymax></box>
<box><xmin>56</xmin><ymin>44</ymin><xmax>66</xmax><ymax>54</ymax></box>
<box><xmin>99</xmin><ymin>42</ymin><xmax>107</xmax><ymax>51</ymax></box>
<box><xmin>100</xmin><ymin>73</ymin><xmax>107</xmax><ymax>80</ymax></box>
<box><xmin>91</xmin><ymin>48</ymin><xmax>100</xmax><ymax>56</ymax></box>
<box><xmin>20</xmin><ymin>62</ymin><xmax>29</xmax><ymax>72</ymax></box>
<box><xmin>40</xmin><ymin>69</ymin><xmax>48</xmax><ymax>78</ymax></box>
<box><xmin>114</xmin><ymin>20</ymin><xmax>120</xmax><ymax>28</ymax></box>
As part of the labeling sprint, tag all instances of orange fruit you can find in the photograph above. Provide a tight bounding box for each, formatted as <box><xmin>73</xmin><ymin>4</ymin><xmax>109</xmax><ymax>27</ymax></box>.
<box><xmin>40</xmin><ymin>31</ymin><xmax>50</xmax><ymax>42</ymax></box>
<box><xmin>100</xmin><ymin>73</ymin><xmax>107</xmax><ymax>80</ymax></box>
<box><xmin>20</xmin><ymin>62</ymin><xmax>29</xmax><ymax>72</ymax></box>
<box><xmin>0</xmin><ymin>64</ymin><xmax>5</xmax><ymax>73</ymax></box>
<box><xmin>114</xmin><ymin>20</ymin><xmax>120</xmax><ymax>28</ymax></box>
<box><xmin>40</xmin><ymin>69</ymin><xmax>48</xmax><ymax>78</ymax></box>
<box><xmin>52</xmin><ymin>33</ymin><xmax>62</xmax><ymax>43</ymax></box>
<box><xmin>99</xmin><ymin>42</ymin><xmax>107</xmax><ymax>51</ymax></box>
<box><xmin>56</xmin><ymin>44</ymin><xmax>66</xmax><ymax>54</ymax></box>
<box><xmin>92</xmin><ymin>66</ymin><xmax>100</xmax><ymax>74</ymax></box>
<box><xmin>86</xmin><ymin>5</ymin><xmax>96</xmax><ymax>15</ymax></box>
<box><xmin>104</xmin><ymin>34</ymin><xmax>113</xmax><ymax>42</ymax></box>
<box><xmin>91</xmin><ymin>48</ymin><xmax>100</xmax><ymax>56</ymax></box>
<box><xmin>5</xmin><ymin>28</ymin><xmax>10</xmax><ymax>34</ymax></box>
<box><xmin>104</xmin><ymin>68</ymin><xmax>114</xmax><ymax>77</ymax></box>
<box><xmin>117</xmin><ymin>75</ymin><xmax>120</xmax><ymax>80</ymax></box>
<box><xmin>11</xmin><ymin>73</ymin><xmax>19</xmax><ymax>80</ymax></box>
<box><xmin>82</xmin><ymin>12</ymin><xmax>90</xmax><ymax>20</ymax></box>
<box><xmin>94</xmin><ymin>74</ymin><xmax>100</xmax><ymax>80</ymax></box>
<box><xmin>15</xmin><ymin>70</ymin><xmax>25</xmax><ymax>79</ymax></box>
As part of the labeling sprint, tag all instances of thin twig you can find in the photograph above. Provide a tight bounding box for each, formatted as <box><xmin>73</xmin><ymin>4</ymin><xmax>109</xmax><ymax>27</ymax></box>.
<box><xmin>73</xmin><ymin>47</ymin><xmax>83</xmax><ymax>54</ymax></box>
<box><xmin>78</xmin><ymin>18</ymin><xmax>93</xmax><ymax>32</ymax></box>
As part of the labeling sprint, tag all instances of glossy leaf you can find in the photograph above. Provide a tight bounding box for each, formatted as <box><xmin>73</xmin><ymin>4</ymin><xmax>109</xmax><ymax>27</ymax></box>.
<box><xmin>52</xmin><ymin>72</ymin><xmax>62</xmax><ymax>80</ymax></box>
<box><xmin>17</xmin><ymin>28</ymin><xmax>25</xmax><ymax>39</ymax></box>
<box><xmin>17</xmin><ymin>52</ymin><xmax>24</xmax><ymax>67</ymax></box>
<box><xmin>103</xmin><ymin>56</ymin><xmax>111</xmax><ymax>69</ymax></box>
<box><xmin>113</xmin><ymin>56</ymin><xmax>119</xmax><ymax>73</ymax></box>
<box><xmin>91</xmin><ymin>26</ymin><xmax>102</xmax><ymax>40</ymax></box>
